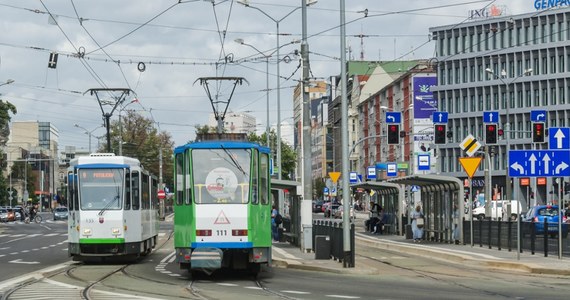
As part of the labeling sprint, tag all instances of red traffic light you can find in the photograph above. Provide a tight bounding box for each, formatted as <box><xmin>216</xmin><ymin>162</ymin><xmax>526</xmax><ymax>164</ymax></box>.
<box><xmin>389</xmin><ymin>125</ymin><xmax>398</xmax><ymax>132</ymax></box>
<box><xmin>487</xmin><ymin>125</ymin><xmax>496</xmax><ymax>132</ymax></box>
<box><xmin>498</xmin><ymin>129</ymin><xmax>504</xmax><ymax>136</ymax></box>
<box><xmin>436</xmin><ymin>125</ymin><xmax>445</xmax><ymax>132</ymax></box>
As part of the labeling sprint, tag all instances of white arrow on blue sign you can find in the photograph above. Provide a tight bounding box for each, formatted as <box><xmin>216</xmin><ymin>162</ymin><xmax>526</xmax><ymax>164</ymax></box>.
<box><xmin>509</xmin><ymin>150</ymin><xmax>570</xmax><ymax>177</ymax></box>
<box><xmin>549</xmin><ymin>127</ymin><xmax>570</xmax><ymax>150</ymax></box>
<box><xmin>432</xmin><ymin>111</ymin><xmax>448</xmax><ymax>123</ymax></box>
<box><xmin>385</xmin><ymin>112</ymin><xmax>401</xmax><ymax>124</ymax></box>
<box><xmin>483</xmin><ymin>111</ymin><xmax>499</xmax><ymax>123</ymax></box>
<box><xmin>531</xmin><ymin>110</ymin><xmax>547</xmax><ymax>122</ymax></box>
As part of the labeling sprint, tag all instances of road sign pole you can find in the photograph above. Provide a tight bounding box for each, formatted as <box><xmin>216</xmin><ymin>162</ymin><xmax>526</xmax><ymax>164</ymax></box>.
<box><xmin>470</xmin><ymin>178</ymin><xmax>474</xmax><ymax>247</ymax></box>
<box><xmin>485</xmin><ymin>145</ymin><xmax>491</xmax><ymax>218</ymax></box>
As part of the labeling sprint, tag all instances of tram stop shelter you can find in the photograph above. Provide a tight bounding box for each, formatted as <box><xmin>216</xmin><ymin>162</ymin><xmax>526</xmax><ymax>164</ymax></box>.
<box><xmin>271</xmin><ymin>179</ymin><xmax>302</xmax><ymax>246</ymax></box>
<box><xmin>353</xmin><ymin>175</ymin><xmax>464</xmax><ymax>243</ymax></box>
<box><xmin>351</xmin><ymin>181</ymin><xmax>404</xmax><ymax>235</ymax></box>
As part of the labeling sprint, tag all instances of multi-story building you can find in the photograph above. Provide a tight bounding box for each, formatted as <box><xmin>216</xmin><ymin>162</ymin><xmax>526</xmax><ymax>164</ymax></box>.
<box><xmin>356</xmin><ymin>61</ymin><xmax>435</xmax><ymax>180</ymax></box>
<box><xmin>208</xmin><ymin>111</ymin><xmax>257</xmax><ymax>134</ymax></box>
<box><xmin>6</xmin><ymin>121</ymin><xmax>59</xmax><ymax>208</ymax></box>
<box><xmin>430</xmin><ymin>6</ymin><xmax>570</xmax><ymax>205</ymax></box>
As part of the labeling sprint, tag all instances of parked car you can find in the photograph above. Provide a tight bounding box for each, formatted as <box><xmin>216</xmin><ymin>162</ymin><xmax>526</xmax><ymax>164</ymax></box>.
<box><xmin>0</xmin><ymin>208</ymin><xmax>8</xmax><ymax>222</ymax></box>
<box><xmin>53</xmin><ymin>207</ymin><xmax>69</xmax><ymax>221</ymax></box>
<box><xmin>522</xmin><ymin>205</ymin><xmax>568</xmax><ymax>237</ymax></box>
<box><xmin>1</xmin><ymin>208</ymin><xmax>16</xmax><ymax>222</ymax></box>
<box><xmin>312</xmin><ymin>200</ymin><xmax>324</xmax><ymax>213</ymax></box>
<box><xmin>471</xmin><ymin>200</ymin><xmax>524</xmax><ymax>221</ymax></box>
<box><xmin>322</xmin><ymin>201</ymin><xmax>341</xmax><ymax>218</ymax></box>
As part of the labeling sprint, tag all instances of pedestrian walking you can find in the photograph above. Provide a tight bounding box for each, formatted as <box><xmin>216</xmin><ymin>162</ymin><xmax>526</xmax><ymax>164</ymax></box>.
<box><xmin>271</xmin><ymin>205</ymin><xmax>280</xmax><ymax>242</ymax></box>
<box><xmin>411</xmin><ymin>205</ymin><xmax>424</xmax><ymax>242</ymax></box>
<box><xmin>452</xmin><ymin>204</ymin><xmax>460</xmax><ymax>244</ymax></box>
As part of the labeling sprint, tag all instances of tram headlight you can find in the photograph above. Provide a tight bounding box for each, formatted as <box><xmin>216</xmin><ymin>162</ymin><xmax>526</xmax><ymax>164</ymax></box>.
<box><xmin>112</xmin><ymin>228</ymin><xmax>120</xmax><ymax>235</ymax></box>
<box><xmin>83</xmin><ymin>228</ymin><xmax>92</xmax><ymax>236</ymax></box>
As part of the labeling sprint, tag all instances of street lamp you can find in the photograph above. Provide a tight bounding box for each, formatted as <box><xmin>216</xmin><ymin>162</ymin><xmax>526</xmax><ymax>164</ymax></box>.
<box><xmin>0</xmin><ymin>79</ymin><xmax>14</xmax><ymax>87</ymax></box>
<box><xmin>235</xmin><ymin>38</ymin><xmax>301</xmax><ymax>148</ymax></box>
<box><xmin>237</xmin><ymin>0</ymin><xmax>317</xmax><ymax>180</ymax></box>
<box><xmin>235</xmin><ymin>38</ymin><xmax>270</xmax><ymax>147</ymax></box>
<box><xmin>485</xmin><ymin>68</ymin><xmax>532</xmax><ymax>203</ymax></box>
<box><xmin>74</xmin><ymin>123</ymin><xmax>103</xmax><ymax>153</ymax></box>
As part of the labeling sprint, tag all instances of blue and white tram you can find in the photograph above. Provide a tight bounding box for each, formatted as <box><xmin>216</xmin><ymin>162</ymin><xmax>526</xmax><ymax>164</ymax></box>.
<box><xmin>67</xmin><ymin>153</ymin><xmax>160</xmax><ymax>261</ymax></box>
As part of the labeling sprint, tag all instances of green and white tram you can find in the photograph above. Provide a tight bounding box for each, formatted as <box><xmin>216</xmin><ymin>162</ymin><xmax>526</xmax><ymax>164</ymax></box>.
<box><xmin>67</xmin><ymin>153</ymin><xmax>159</xmax><ymax>261</ymax></box>
<box><xmin>173</xmin><ymin>141</ymin><xmax>272</xmax><ymax>275</ymax></box>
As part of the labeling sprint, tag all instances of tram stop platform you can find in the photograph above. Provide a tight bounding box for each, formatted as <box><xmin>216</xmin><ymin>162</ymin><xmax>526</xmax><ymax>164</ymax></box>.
<box><xmin>270</xmin><ymin>212</ymin><xmax>570</xmax><ymax>276</ymax></box>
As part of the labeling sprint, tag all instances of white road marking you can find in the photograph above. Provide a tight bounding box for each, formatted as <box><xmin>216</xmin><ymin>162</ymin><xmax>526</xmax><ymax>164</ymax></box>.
<box><xmin>217</xmin><ymin>283</ymin><xmax>239</xmax><ymax>287</ymax></box>
<box><xmin>9</xmin><ymin>259</ymin><xmax>40</xmax><ymax>264</ymax></box>
<box><xmin>281</xmin><ymin>290</ymin><xmax>311</xmax><ymax>294</ymax></box>
<box><xmin>325</xmin><ymin>295</ymin><xmax>360</xmax><ymax>299</ymax></box>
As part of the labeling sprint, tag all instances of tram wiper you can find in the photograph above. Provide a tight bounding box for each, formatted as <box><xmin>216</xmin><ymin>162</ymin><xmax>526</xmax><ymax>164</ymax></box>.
<box><xmin>220</xmin><ymin>146</ymin><xmax>247</xmax><ymax>176</ymax></box>
<box><xmin>98</xmin><ymin>195</ymin><xmax>119</xmax><ymax>216</ymax></box>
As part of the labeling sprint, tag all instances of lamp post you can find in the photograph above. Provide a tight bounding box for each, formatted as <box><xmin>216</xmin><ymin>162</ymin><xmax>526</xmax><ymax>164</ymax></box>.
<box><xmin>235</xmin><ymin>39</ymin><xmax>270</xmax><ymax>147</ymax></box>
<box><xmin>235</xmin><ymin>38</ymin><xmax>300</xmax><ymax>148</ymax></box>
<box><xmin>74</xmin><ymin>124</ymin><xmax>103</xmax><ymax>153</ymax></box>
<box><xmin>238</xmin><ymin>0</ymin><xmax>317</xmax><ymax>180</ymax></box>
<box><xmin>485</xmin><ymin>68</ymin><xmax>532</xmax><ymax>203</ymax></box>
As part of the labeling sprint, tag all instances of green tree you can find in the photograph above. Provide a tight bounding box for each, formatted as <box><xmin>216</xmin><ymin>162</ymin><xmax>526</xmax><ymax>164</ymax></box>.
<box><xmin>246</xmin><ymin>130</ymin><xmax>296</xmax><ymax>180</ymax></box>
<box><xmin>101</xmin><ymin>111</ymin><xmax>175</xmax><ymax>190</ymax></box>
<box><xmin>9</xmin><ymin>161</ymin><xmax>36</xmax><ymax>205</ymax></box>
<box><xmin>0</xmin><ymin>100</ymin><xmax>17</xmax><ymax>206</ymax></box>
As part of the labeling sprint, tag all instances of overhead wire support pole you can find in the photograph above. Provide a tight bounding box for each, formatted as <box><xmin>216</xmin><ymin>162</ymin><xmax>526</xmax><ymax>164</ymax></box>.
<box><xmin>340</xmin><ymin>0</ymin><xmax>352</xmax><ymax>268</ymax></box>
<box><xmin>301</xmin><ymin>0</ymin><xmax>313</xmax><ymax>253</ymax></box>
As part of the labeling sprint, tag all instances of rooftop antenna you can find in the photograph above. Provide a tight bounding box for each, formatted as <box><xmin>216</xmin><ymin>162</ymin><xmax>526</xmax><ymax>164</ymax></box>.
<box><xmin>194</xmin><ymin>77</ymin><xmax>249</xmax><ymax>135</ymax></box>
<box><xmin>84</xmin><ymin>88</ymin><xmax>134</xmax><ymax>153</ymax></box>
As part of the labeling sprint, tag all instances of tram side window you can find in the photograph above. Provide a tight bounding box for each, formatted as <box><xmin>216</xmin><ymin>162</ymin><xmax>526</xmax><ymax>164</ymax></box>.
<box><xmin>176</xmin><ymin>153</ymin><xmax>184</xmax><ymax>205</ymax></box>
<box><xmin>67</xmin><ymin>172</ymin><xmax>76</xmax><ymax>211</ymax></box>
<box><xmin>251</xmin><ymin>150</ymin><xmax>259</xmax><ymax>204</ymax></box>
<box><xmin>151</xmin><ymin>177</ymin><xmax>158</xmax><ymax>210</ymax></box>
<box><xmin>132</xmin><ymin>171</ymin><xmax>140</xmax><ymax>210</ymax></box>
<box><xmin>185</xmin><ymin>152</ymin><xmax>191</xmax><ymax>205</ymax></box>
<box><xmin>260</xmin><ymin>153</ymin><xmax>269</xmax><ymax>205</ymax></box>
<box><xmin>125</xmin><ymin>172</ymin><xmax>131</xmax><ymax>210</ymax></box>
<box><xmin>142</xmin><ymin>173</ymin><xmax>150</xmax><ymax>210</ymax></box>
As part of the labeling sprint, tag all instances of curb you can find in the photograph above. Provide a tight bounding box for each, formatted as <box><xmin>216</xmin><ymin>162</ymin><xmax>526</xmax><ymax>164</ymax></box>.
<box><xmin>356</xmin><ymin>233</ymin><xmax>570</xmax><ymax>276</ymax></box>
<box><xmin>272</xmin><ymin>258</ymin><xmax>378</xmax><ymax>275</ymax></box>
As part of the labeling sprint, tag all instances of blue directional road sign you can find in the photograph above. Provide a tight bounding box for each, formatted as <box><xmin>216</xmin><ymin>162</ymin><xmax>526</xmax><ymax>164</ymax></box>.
<box><xmin>385</xmin><ymin>112</ymin><xmax>401</xmax><ymax>124</ymax></box>
<box><xmin>432</xmin><ymin>111</ymin><xmax>448</xmax><ymax>124</ymax></box>
<box><xmin>531</xmin><ymin>110</ymin><xmax>547</xmax><ymax>122</ymax></box>
<box><xmin>549</xmin><ymin>127</ymin><xmax>570</xmax><ymax>150</ymax></box>
<box><xmin>509</xmin><ymin>150</ymin><xmax>570</xmax><ymax>177</ymax></box>
<box><xmin>323</xmin><ymin>187</ymin><xmax>329</xmax><ymax>194</ymax></box>
<box><xmin>386</xmin><ymin>163</ymin><xmax>398</xmax><ymax>177</ymax></box>
<box><xmin>483</xmin><ymin>111</ymin><xmax>499</xmax><ymax>123</ymax></box>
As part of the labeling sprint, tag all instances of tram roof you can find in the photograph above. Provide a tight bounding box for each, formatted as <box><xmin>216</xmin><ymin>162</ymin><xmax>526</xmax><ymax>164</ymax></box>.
<box><xmin>174</xmin><ymin>141</ymin><xmax>270</xmax><ymax>154</ymax></box>
<box><xmin>387</xmin><ymin>174</ymin><xmax>463</xmax><ymax>193</ymax></box>
<box><xmin>350</xmin><ymin>181</ymin><xmax>401</xmax><ymax>195</ymax></box>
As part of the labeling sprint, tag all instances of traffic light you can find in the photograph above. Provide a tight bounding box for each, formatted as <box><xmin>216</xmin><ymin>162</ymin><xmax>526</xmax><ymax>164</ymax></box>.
<box><xmin>387</xmin><ymin>124</ymin><xmax>400</xmax><ymax>145</ymax></box>
<box><xmin>485</xmin><ymin>124</ymin><xmax>498</xmax><ymax>145</ymax></box>
<box><xmin>532</xmin><ymin>122</ymin><xmax>545</xmax><ymax>143</ymax></box>
<box><xmin>434</xmin><ymin>124</ymin><xmax>447</xmax><ymax>144</ymax></box>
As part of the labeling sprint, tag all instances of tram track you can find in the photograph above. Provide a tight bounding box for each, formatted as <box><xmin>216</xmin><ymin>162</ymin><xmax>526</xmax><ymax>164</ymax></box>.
<box><xmin>186</xmin><ymin>276</ymin><xmax>299</xmax><ymax>300</ymax></box>
<box><xmin>1</xmin><ymin>231</ymin><xmax>187</xmax><ymax>300</ymax></box>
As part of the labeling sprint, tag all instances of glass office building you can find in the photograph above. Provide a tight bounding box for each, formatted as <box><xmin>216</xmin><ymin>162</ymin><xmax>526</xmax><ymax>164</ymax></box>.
<box><xmin>430</xmin><ymin>7</ymin><xmax>570</xmax><ymax>206</ymax></box>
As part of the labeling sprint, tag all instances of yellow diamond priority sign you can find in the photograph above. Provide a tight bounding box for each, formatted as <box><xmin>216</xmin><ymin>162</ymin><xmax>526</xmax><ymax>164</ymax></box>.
<box><xmin>459</xmin><ymin>157</ymin><xmax>483</xmax><ymax>178</ymax></box>
<box><xmin>459</xmin><ymin>134</ymin><xmax>482</xmax><ymax>157</ymax></box>
<box><xmin>329</xmin><ymin>172</ymin><xmax>341</xmax><ymax>184</ymax></box>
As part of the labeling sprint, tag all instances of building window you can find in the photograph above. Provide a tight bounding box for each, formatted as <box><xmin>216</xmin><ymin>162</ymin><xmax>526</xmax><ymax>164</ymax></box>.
<box><xmin>493</xmin><ymin>93</ymin><xmax>499</xmax><ymax>110</ymax></box>
<box><xmin>542</xmin><ymin>57</ymin><xmax>548</xmax><ymax>74</ymax></box>
<box><xmin>455</xmin><ymin>97</ymin><xmax>461</xmax><ymax>113</ymax></box>
<box><xmin>551</xmin><ymin>56</ymin><xmax>557</xmax><ymax>73</ymax></box>
<box><xmin>448</xmin><ymin>97</ymin><xmax>453</xmax><ymax>113</ymax></box>
<box><xmin>542</xmin><ymin>88</ymin><xmax>548</xmax><ymax>106</ymax></box>
<box><xmin>534</xmin><ymin>58</ymin><xmax>540</xmax><ymax>74</ymax></box>
<box><xmin>560</xmin><ymin>87</ymin><xmax>565</xmax><ymax>104</ymax></box>
<box><xmin>463</xmin><ymin>96</ymin><xmax>468</xmax><ymax>112</ymax></box>
<box><xmin>478</xmin><ymin>95</ymin><xmax>483</xmax><ymax>111</ymax></box>
<box><xmin>485</xmin><ymin>94</ymin><xmax>491</xmax><ymax>110</ymax></box>
<box><xmin>551</xmin><ymin>87</ymin><xmax>557</xmax><ymax>105</ymax></box>
<box><xmin>501</xmin><ymin>92</ymin><xmax>507</xmax><ymax>109</ymax></box>
<box><xmin>560</xmin><ymin>55</ymin><xmax>565</xmax><ymax>73</ymax></box>
<box><xmin>526</xmin><ymin>90</ymin><xmax>531</xmax><ymax>107</ymax></box>
<box><xmin>534</xmin><ymin>89</ymin><xmax>540</xmax><ymax>106</ymax></box>
<box><xmin>470</xmin><ymin>95</ymin><xmax>476</xmax><ymax>111</ymax></box>
<box><xmin>551</xmin><ymin>23</ymin><xmax>556</xmax><ymax>42</ymax></box>
<box><xmin>440</xmin><ymin>69</ymin><xmax>446</xmax><ymax>85</ymax></box>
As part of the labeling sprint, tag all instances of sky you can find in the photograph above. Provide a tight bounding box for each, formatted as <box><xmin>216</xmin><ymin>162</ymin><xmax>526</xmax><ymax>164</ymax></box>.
<box><xmin>0</xmin><ymin>0</ymin><xmax>537</xmax><ymax>154</ymax></box>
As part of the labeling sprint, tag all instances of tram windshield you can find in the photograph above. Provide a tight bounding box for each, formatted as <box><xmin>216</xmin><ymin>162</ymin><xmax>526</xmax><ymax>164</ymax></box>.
<box><xmin>192</xmin><ymin>148</ymin><xmax>251</xmax><ymax>204</ymax></box>
<box><xmin>78</xmin><ymin>168</ymin><xmax>124</xmax><ymax>210</ymax></box>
